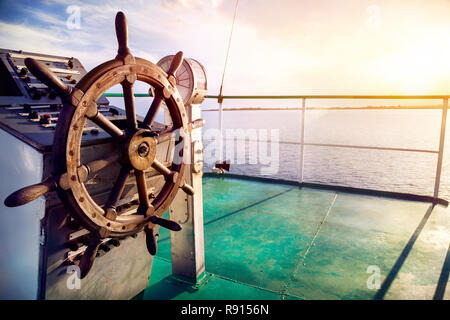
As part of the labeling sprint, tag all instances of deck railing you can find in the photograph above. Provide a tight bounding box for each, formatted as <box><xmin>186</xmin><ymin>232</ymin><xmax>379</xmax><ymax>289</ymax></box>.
<box><xmin>104</xmin><ymin>93</ymin><xmax>448</xmax><ymax>202</ymax></box>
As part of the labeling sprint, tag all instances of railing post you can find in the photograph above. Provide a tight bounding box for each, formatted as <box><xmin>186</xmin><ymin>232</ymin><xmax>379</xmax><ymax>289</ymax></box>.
<box><xmin>299</xmin><ymin>98</ymin><xmax>306</xmax><ymax>184</ymax></box>
<box><xmin>433</xmin><ymin>97</ymin><xmax>448</xmax><ymax>199</ymax></box>
<box><xmin>218</xmin><ymin>99</ymin><xmax>224</xmax><ymax>162</ymax></box>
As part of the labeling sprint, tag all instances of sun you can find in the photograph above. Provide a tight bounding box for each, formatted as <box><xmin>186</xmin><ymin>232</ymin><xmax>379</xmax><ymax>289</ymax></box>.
<box><xmin>377</xmin><ymin>34</ymin><xmax>450</xmax><ymax>94</ymax></box>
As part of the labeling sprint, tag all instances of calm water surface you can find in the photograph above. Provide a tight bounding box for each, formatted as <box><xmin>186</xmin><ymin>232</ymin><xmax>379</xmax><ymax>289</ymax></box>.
<box><xmin>111</xmin><ymin>96</ymin><xmax>450</xmax><ymax>200</ymax></box>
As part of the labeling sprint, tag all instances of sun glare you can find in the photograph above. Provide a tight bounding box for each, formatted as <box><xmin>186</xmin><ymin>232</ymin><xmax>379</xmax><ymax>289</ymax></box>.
<box><xmin>373</xmin><ymin>31</ymin><xmax>450</xmax><ymax>94</ymax></box>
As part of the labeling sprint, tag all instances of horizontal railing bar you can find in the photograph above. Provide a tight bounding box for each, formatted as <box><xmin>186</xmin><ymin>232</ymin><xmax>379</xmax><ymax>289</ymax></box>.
<box><xmin>202</xmin><ymin>106</ymin><xmax>443</xmax><ymax>111</ymax></box>
<box><xmin>304</xmin><ymin>142</ymin><xmax>438</xmax><ymax>154</ymax></box>
<box><xmin>103</xmin><ymin>93</ymin><xmax>450</xmax><ymax>100</ymax></box>
<box><xmin>207</xmin><ymin>95</ymin><xmax>450</xmax><ymax>99</ymax></box>
<box><xmin>203</xmin><ymin>138</ymin><xmax>438</xmax><ymax>154</ymax></box>
<box><xmin>104</xmin><ymin>93</ymin><xmax>150</xmax><ymax>97</ymax></box>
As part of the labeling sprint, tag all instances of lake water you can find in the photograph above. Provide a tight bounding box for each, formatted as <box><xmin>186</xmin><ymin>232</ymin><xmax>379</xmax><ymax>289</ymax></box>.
<box><xmin>109</xmin><ymin>97</ymin><xmax>450</xmax><ymax>200</ymax></box>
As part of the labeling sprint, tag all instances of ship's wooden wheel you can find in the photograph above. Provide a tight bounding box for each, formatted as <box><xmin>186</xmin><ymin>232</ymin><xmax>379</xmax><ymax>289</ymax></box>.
<box><xmin>5</xmin><ymin>12</ymin><xmax>194</xmax><ymax>277</ymax></box>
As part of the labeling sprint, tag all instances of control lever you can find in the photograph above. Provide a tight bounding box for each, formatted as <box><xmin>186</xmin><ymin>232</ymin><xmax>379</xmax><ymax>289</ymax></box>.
<box><xmin>18</xmin><ymin>67</ymin><xmax>27</xmax><ymax>77</ymax></box>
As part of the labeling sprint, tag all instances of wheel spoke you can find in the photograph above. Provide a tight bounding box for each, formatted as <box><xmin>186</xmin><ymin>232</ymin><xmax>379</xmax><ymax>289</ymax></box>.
<box><xmin>152</xmin><ymin>159</ymin><xmax>194</xmax><ymax>196</ymax></box>
<box><xmin>78</xmin><ymin>238</ymin><xmax>102</xmax><ymax>279</ymax></box>
<box><xmin>59</xmin><ymin>152</ymin><xmax>121</xmax><ymax>190</ymax></box>
<box><xmin>122</xmin><ymin>81</ymin><xmax>137</xmax><ymax>130</ymax></box>
<box><xmin>115</xmin><ymin>12</ymin><xmax>131</xmax><ymax>58</ymax></box>
<box><xmin>85</xmin><ymin>152</ymin><xmax>121</xmax><ymax>177</ymax></box>
<box><xmin>145</xmin><ymin>226</ymin><xmax>157</xmax><ymax>255</ymax></box>
<box><xmin>135</xmin><ymin>170</ymin><xmax>150</xmax><ymax>212</ymax></box>
<box><xmin>151</xmin><ymin>159</ymin><xmax>172</xmax><ymax>177</ymax></box>
<box><xmin>143</xmin><ymin>90</ymin><xmax>163</xmax><ymax>127</ymax></box>
<box><xmin>104</xmin><ymin>166</ymin><xmax>130</xmax><ymax>210</ymax></box>
<box><xmin>24</xmin><ymin>58</ymin><xmax>73</xmax><ymax>98</ymax></box>
<box><xmin>143</xmin><ymin>52</ymin><xmax>183</xmax><ymax>128</ymax></box>
<box><xmin>89</xmin><ymin>112</ymin><xmax>124</xmax><ymax>139</ymax></box>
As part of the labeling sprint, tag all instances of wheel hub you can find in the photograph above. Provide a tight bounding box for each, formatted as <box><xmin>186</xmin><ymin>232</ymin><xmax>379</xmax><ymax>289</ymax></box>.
<box><xmin>138</xmin><ymin>142</ymin><xmax>150</xmax><ymax>157</ymax></box>
<box><xmin>126</xmin><ymin>129</ymin><xmax>157</xmax><ymax>171</ymax></box>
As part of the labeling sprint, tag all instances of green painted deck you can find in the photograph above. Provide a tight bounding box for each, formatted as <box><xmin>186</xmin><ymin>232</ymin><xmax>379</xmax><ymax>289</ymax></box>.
<box><xmin>141</xmin><ymin>175</ymin><xmax>450</xmax><ymax>300</ymax></box>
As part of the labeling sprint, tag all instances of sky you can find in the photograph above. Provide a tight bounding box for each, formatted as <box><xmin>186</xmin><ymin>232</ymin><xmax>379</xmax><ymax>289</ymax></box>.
<box><xmin>1</xmin><ymin>0</ymin><xmax>450</xmax><ymax>96</ymax></box>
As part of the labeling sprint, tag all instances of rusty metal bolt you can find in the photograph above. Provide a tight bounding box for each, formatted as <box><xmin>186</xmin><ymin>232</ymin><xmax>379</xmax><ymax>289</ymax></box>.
<box><xmin>138</xmin><ymin>142</ymin><xmax>150</xmax><ymax>157</ymax></box>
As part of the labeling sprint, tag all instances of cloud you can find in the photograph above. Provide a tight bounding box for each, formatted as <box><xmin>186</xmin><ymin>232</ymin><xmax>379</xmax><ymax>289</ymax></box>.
<box><xmin>0</xmin><ymin>0</ymin><xmax>233</xmax><ymax>92</ymax></box>
<box><xmin>1</xmin><ymin>0</ymin><xmax>450</xmax><ymax>96</ymax></box>
<box><xmin>162</xmin><ymin>0</ymin><xmax>223</xmax><ymax>9</ymax></box>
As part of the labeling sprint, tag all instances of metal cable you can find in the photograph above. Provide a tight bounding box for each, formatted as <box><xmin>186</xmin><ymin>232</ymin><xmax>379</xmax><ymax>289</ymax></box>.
<box><xmin>218</xmin><ymin>0</ymin><xmax>239</xmax><ymax>102</ymax></box>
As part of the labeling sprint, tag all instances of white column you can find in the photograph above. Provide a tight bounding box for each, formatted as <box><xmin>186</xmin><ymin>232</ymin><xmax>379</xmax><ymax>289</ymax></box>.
<box><xmin>218</xmin><ymin>101</ymin><xmax>224</xmax><ymax>163</ymax></box>
<box><xmin>433</xmin><ymin>98</ymin><xmax>448</xmax><ymax>199</ymax></box>
<box><xmin>167</xmin><ymin>104</ymin><xmax>206</xmax><ymax>284</ymax></box>
<box><xmin>299</xmin><ymin>98</ymin><xmax>306</xmax><ymax>183</ymax></box>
